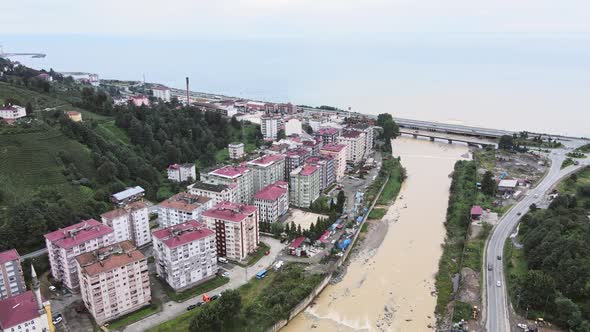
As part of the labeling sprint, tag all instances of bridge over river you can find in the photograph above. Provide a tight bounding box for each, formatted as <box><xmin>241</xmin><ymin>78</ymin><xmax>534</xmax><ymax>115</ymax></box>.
<box><xmin>399</xmin><ymin>129</ymin><xmax>498</xmax><ymax>148</ymax></box>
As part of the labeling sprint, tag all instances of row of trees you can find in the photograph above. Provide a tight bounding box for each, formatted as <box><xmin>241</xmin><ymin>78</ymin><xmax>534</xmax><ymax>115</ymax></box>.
<box><xmin>377</xmin><ymin>113</ymin><xmax>399</xmax><ymax>153</ymax></box>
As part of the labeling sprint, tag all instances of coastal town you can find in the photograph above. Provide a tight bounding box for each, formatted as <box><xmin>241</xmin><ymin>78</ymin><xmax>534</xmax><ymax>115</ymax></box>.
<box><xmin>1</xmin><ymin>46</ymin><xmax>590</xmax><ymax>332</ymax></box>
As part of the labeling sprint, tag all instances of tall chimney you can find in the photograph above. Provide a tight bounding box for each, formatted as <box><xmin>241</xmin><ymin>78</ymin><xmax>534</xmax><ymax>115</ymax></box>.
<box><xmin>185</xmin><ymin>77</ymin><xmax>190</xmax><ymax>105</ymax></box>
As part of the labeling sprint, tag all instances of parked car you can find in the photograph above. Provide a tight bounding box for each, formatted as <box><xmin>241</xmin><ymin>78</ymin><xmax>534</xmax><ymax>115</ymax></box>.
<box><xmin>52</xmin><ymin>314</ymin><xmax>63</xmax><ymax>324</ymax></box>
<box><xmin>487</xmin><ymin>264</ymin><xmax>493</xmax><ymax>271</ymax></box>
<box><xmin>186</xmin><ymin>304</ymin><xmax>198</xmax><ymax>311</ymax></box>
<box><xmin>48</xmin><ymin>285</ymin><xmax>57</xmax><ymax>291</ymax></box>
<box><xmin>497</xmin><ymin>255</ymin><xmax>502</xmax><ymax>260</ymax></box>
<box><xmin>496</xmin><ymin>281</ymin><xmax>502</xmax><ymax>287</ymax></box>
<box><xmin>210</xmin><ymin>294</ymin><xmax>220</xmax><ymax>301</ymax></box>
<box><xmin>221</xmin><ymin>272</ymin><xmax>230</xmax><ymax>278</ymax></box>
<box><xmin>218</xmin><ymin>257</ymin><xmax>228</xmax><ymax>264</ymax></box>
<box><xmin>196</xmin><ymin>301</ymin><xmax>204</xmax><ymax>307</ymax></box>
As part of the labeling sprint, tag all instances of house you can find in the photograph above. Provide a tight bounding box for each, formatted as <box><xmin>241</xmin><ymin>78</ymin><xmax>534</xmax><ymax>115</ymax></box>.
<box><xmin>187</xmin><ymin>181</ymin><xmax>238</xmax><ymax>204</ymax></box>
<box><xmin>305</xmin><ymin>155</ymin><xmax>336</xmax><ymax>190</ymax></box>
<box><xmin>0</xmin><ymin>104</ymin><xmax>26</xmax><ymax>121</ymax></box>
<box><xmin>228</xmin><ymin>142</ymin><xmax>245</xmax><ymax>160</ymax></box>
<box><xmin>337</xmin><ymin>129</ymin><xmax>366</xmax><ymax>164</ymax></box>
<box><xmin>36</xmin><ymin>73</ymin><xmax>53</xmax><ymax>82</ymax></box>
<box><xmin>314</xmin><ymin>127</ymin><xmax>340</xmax><ymax>145</ymax></box>
<box><xmin>320</xmin><ymin>144</ymin><xmax>347</xmax><ymax>181</ymax></box>
<box><xmin>261</xmin><ymin>115</ymin><xmax>281</xmax><ymax>140</ymax></box>
<box><xmin>285</xmin><ymin>118</ymin><xmax>302</xmax><ymax>136</ymax></box>
<box><xmin>66</xmin><ymin>111</ymin><xmax>82</xmax><ymax>122</ymax></box>
<box><xmin>247</xmin><ymin>154</ymin><xmax>286</xmax><ymax>193</ymax></box>
<box><xmin>253</xmin><ymin>181</ymin><xmax>289</xmax><ymax>227</ymax></box>
<box><xmin>470</xmin><ymin>205</ymin><xmax>483</xmax><ymax>220</ymax></box>
<box><xmin>201</xmin><ymin>166</ymin><xmax>254</xmax><ymax>204</ymax></box>
<box><xmin>288</xmin><ymin>237</ymin><xmax>307</xmax><ymax>257</ymax></box>
<box><xmin>111</xmin><ymin>186</ymin><xmax>145</xmax><ymax>206</ymax></box>
<box><xmin>100</xmin><ymin>201</ymin><xmax>151</xmax><ymax>247</ymax></box>
<box><xmin>167</xmin><ymin>163</ymin><xmax>196</xmax><ymax>182</ymax></box>
<box><xmin>129</xmin><ymin>94</ymin><xmax>150</xmax><ymax>107</ymax></box>
<box><xmin>151</xmin><ymin>85</ymin><xmax>171</xmax><ymax>102</ymax></box>
<box><xmin>498</xmin><ymin>179</ymin><xmax>518</xmax><ymax>194</ymax></box>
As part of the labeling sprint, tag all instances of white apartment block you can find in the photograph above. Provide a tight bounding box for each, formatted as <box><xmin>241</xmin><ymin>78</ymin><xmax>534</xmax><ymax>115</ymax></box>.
<box><xmin>247</xmin><ymin>154</ymin><xmax>286</xmax><ymax>193</ymax></box>
<box><xmin>201</xmin><ymin>166</ymin><xmax>254</xmax><ymax>204</ymax></box>
<box><xmin>152</xmin><ymin>221</ymin><xmax>218</xmax><ymax>291</ymax></box>
<box><xmin>187</xmin><ymin>181</ymin><xmax>238</xmax><ymax>204</ymax></box>
<box><xmin>253</xmin><ymin>181</ymin><xmax>289</xmax><ymax>226</ymax></box>
<box><xmin>261</xmin><ymin>115</ymin><xmax>280</xmax><ymax>140</ymax></box>
<box><xmin>157</xmin><ymin>192</ymin><xmax>214</xmax><ymax>229</ymax></box>
<box><xmin>228</xmin><ymin>142</ymin><xmax>245</xmax><ymax>160</ymax></box>
<box><xmin>0</xmin><ymin>105</ymin><xmax>26</xmax><ymax>120</ymax></box>
<box><xmin>76</xmin><ymin>241</ymin><xmax>150</xmax><ymax>325</ymax></box>
<box><xmin>167</xmin><ymin>163</ymin><xmax>196</xmax><ymax>182</ymax></box>
<box><xmin>44</xmin><ymin>219</ymin><xmax>115</xmax><ymax>292</ymax></box>
<box><xmin>285</xmin><ymin>118</ymin><xmax>302</xmax><ymax>136</ymax></box>
<box><xmin>289</xmin><ymin>165</ymin><xmax>321</xmax><ymax>208</ymax></box>
<box><xmin>337</xmin><ymin>130</ymin><xmax>366</xmax><ymax>164</ymax></box>
<box><xmin>320</xmin><ymin>144</ymin><xmax>347</xmax><ymax>181</ymax></box>
<box><xmin>348</xmin><ymin>125</ymin><xmax>375</xmax><ymax>157</ymax></box>
<box><xmin>0</xmin><ymin>250</ymin><xmax>25</xmax><ymax>300</ymax></box>
<box><xmin>202</xmin><ymin>202</ymin><xmax>259</xmax><ymax>261</ymax></box>
<box><xmin>100</xmin><ymin>201</ymin><xmax>151</xmax><ymax>248</ymax></box>
<box><xmin>151</xmin><ymin>85</ymin><xmax>171</xmax><ymax>102</ymax></box>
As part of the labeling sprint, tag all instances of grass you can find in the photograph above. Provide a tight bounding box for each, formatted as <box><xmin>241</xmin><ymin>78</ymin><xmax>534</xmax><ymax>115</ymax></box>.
<box><xmin>215</xmin><ymin>148</ymin><xmax>229</xmax><ymax>163</ymax></box>
<box><xmin>364</xmin><ymin>156</ymin><xmax>405</xmax><ymax>206</ymax></box>
<box><xmin>97</xmin><ymin>120</ymin><xmax>130</xmax><ymax>145</ymax></box>
<box><xmin>452</xmin><ymin>301</ymin><xmax>474</xmax><ymax>322</ymax></box>
<box><xmin>473</xmin><ymin>148</ymin><xmax>496</xmax><ymax>171</ymax></box>
<box><xmin>562</xmin><ymin>158</ymin><xmax>575</xmax><ymax>169</ymax></box>
<box><xmin>107</xmin><ymin>298</ymin><xmax>162</xmax><ymax>330</ymax></box>
<box><xmin>576</xmin><ymin>144</ymin><xmax>590</xmax><ymax>153</ymax></box>
<box><xmin>566</xmin><ymin>151</ymin><xmax>587</xmax><ymax>159</ymax></box>
<box><xmin>230</xmin><ymin>242</ymin><xmax>271</xmax><ymax>267</ymax></box>
<box><xmin>504</xmin><ymin>238</ymin><xmax>528</xmax><ymax>310</ymax></box>
<box><xmin>360</xmin><ymin>223</ymin><xmax>369</xmax><ymax>233</ymax></box>
<box><xmin>367</xmin><ymin>208</ymin><xmax>386</xmax><ymax>220</ymax></box>
<box><xmin>159</xmin><ymin>276</ymin><xmax>229</xmax><ymax>303</ymax></box>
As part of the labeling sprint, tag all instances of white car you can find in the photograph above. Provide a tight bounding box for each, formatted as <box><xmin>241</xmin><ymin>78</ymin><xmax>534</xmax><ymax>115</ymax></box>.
<box><xmin>52</xmin><ymin>315</ymin><xmax>63</xmax><ymax>324</ymax></box>
<box><xmin>496</xmin><ymin>281</ymin><xmax>502</xmax><ymax>287</ymax></box>
<box><xmin>221</xmin><ymin>272</ymin><xmax>230</xmax><ymax>278</ymax></box>
<box><xmin>48</xmin><ymin>286</ymin><xmax>57</xmax><ymax>291</ymax></box>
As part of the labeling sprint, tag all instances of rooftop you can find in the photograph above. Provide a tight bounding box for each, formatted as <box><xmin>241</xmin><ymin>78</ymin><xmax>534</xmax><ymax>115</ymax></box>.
<box><xmin>75</xmin><ymin>241</ymin><xmax>144</xmax><ymax>276</ymax></box>
<box><xmin>320</xmin><ymin>144</ymin><xmax>346</xmax><ymax>153</ymax></box>
<box><xmin>286</xmin><ymin>148</ymin><xmax>309</xmax><ymax>157</ymax></box>
<box><xmin>44</xmin><ymin>219</ymin><xmax>113</xmax><ymax>249</ymax></box>
<box><xmin>498</xmin><ymin>179</ymin><xmax>518</xmax><ymax>188</ymax></box>
<box><xmin>289</xmin><ymin>236</ymin><xmax>306</xmax><ymax>249</ymax></box>
<box><xmin>168</xmin><ymin>163</ymin><xmax>194</xmax><ymax>170</ymax></box>
<box><xmin>188</xmin><ymin>181</ymin><xmax>231</xmax><ymax>193</ymax></box>
<box><xmin>471</xmin><ymin>205</ymin><xmax>484</xmax><ymax>216</ymax></box>
<box><xmin>209</xmin><ymin>165</ymin><xmax>250</xmax><ymax>179</ymax></box>
<box><xmin>254</xmin><ymin>181</ymin><xmax>289</xmax><ymax>201</ymax></box>
<box><xmin>101</xmin><ymin>201</ymin><xmax>148</xmax><ymax>220</ymax></box>
<box><xmin>316</xmin><ymin>127</ymin><xmax>339</xmax><ymax>135</ymax></box>
<box><xmin>247</xmin><ymin>154</ymin><xmax>285</xmax><ymax>167</ymax></box>
<box><xmin>228</xmin><ymin>142</ymin><xmax>244</xmax><ymax>147</ymax></box>
<box><xmin>202</xmin><ymin>201</ymin><xmax>257</xmax><ymax>222</ymax></box>
<box><xmin>341</xmin><ymin>130</ymin><xmax>363</xmax><ymax>138</ymax></box>
<box><xmin>159</xmin><ymin>192</ymin><xmax>211</xmax><ymax>212</ymax></box>
<box><xmin>111</xmin><ymin>186</ymin><xmax>145</xmax><ymax>201</ymax></box>
<box><xmin>152</xmin><ymin>220</ymin><xmax>215</xmax><ymax>248</ymax></box>
<box><xmin>0</xmin><ymin>249</ymin><xmax>19</xmax><ymax>264</ymax></box>
<box><xmin>300</xmin><ymin>165</ymin><xmax>320</xmax><ymax>176</ymax></box>
<box><xmin>0</xmin><ymin>291</ymin><xmax>44</xmax><ymax>329</ymax></box>
<box><xmin>305</xmin><ymin>155</ymin><xmax>333</xmax><ymax>164</ymax></box>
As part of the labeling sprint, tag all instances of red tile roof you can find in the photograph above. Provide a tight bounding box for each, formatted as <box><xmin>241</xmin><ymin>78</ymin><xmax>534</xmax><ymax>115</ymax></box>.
<box><xmin>101</xmin><ymin>201</ymin><xmax>147</xmax><ymax>220</ymax></box>
<box><xmin>247</xmin><ymin>154</ymin><xmax>285</xmax><ymax>167</ymax></box>
<box><xmin>320</xmin><ymin>144</ymin><xmax>346</xmax><ymax>152</ymax></box>
<box><xmin>300</xmin><ymin>165</ymin><xmax>320</xmax><ymax>176</ymax></box>
<box><xmin>209</xmin><ymin>165</ymin><xmax>250</xmax><ymax>179</ymax></box>
<box><xmin>316</xmin><ymin>127</ymin><xmax>339</xmax><ymax>135</ymax></box>
<box><xmin>202</xmin><ymin>202</ymin><xmax>257</xmax><ymax>223</ymax></box>
<box><xmin>44</xmin><ymin>219</ymin><xmax>113</xmax><ymax>249</ymax></box>
<box><xmin>289</xmin><ymin>236</ymin><xmax>306</xmax><ymax>249</ymax></box>
<box><xmin>152</xmin><ymin>220</ymin><xmax>215</xmax><ymax>248</ymax></box>
<box><xmin>254</xmin><ymin>181</ymin><xmax>288</xmax><ymax>201</ymax></box>
<box><xmin>75</xmin><ymin>241</ymin><xmax>144</xmax><ymax>276</ymax></box>
<box><xmin>286</xmin><ymin>148</ymin><xmax>309</xmax><ymax>157</ymax></box>
<box><xmin>471</xmin><ymin>205</ymin><xmax>483</xmax><ymax>216</ymax></box>
<box><xmin>0</xmin><ymin>249</ymin><xmax>19</xmax><ymax>264</ymax></box>
<box><xmin>341</xmin><ymin>130</ymin><xmax>363</xmax><ymax>138</ymax></box>
<box><xmin>0</xmin><ymin>291</ymin><xmax>44</xmax><ymax>329</ymax></box>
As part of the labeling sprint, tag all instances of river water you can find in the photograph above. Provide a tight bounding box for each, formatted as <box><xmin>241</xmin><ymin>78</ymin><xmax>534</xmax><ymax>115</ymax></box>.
<box><xmin>283</xmin><ymin>137</ymin><xmax>470</xmax><ymax>332</ymax></box>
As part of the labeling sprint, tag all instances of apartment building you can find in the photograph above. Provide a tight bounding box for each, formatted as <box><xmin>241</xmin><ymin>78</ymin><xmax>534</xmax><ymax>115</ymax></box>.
<box><xmin>247</xmin><ymin>154</ymin><xmax>286</xmax><ymax>193</ymax></box>
<box><xmin>151</xmin><ymin>85</ymin><xmax>171</xmax><ymax>102</ymax></box>
<box><xmin>0</xmin><ymin>267</ymin><xmax>53</xmax><ymax>332</ymax></box>
<box><xmin>44</xmin><ymin>219</ymin><xmax>115</xmax><ymax>292</ymax></box>
<box><xmin>152</xmin><ymin>221</ymin><xmax>218</xmax><ymax>291</ymax></box>
<box><xmin>314</xmin><ymin>127</ymin><xmax>340</xmax><ymax>145</ymax></box>
<box><xmin>337</xmin><ymin>130</ymin><xmax>366</xmax><ymax>164</ymax></box>
<box><xmin>111</xmin><ymin>186</ymin><xmax>145</xmax><ymax>206</ymax></box>
<box><xmin>285</xmin><ymin>118</ymin><xmax>302</xmax><ymax>136</ymax></box>
<box><xmin>100</xmin><ymin>201</ymin><xmax>151</xmax><ymax>247</ymax></box>
<box><xmin>201</xmin><ymin>166</ymin><xmax>254</xmax><ymax>204</ymax></box>
<box><xmin>285</xmin><ymin>148</ymin><xmax>312</xmax><ymax>181</ymax></box>
<box><xmin>157</xmin><ymin>192</ymin><xmax>214</xmax><ymax>228</ymax></box>
<box><xmin>260</xmin><ymin>115</ymin><xmax>281</xmax><ymax>140</ymax></box>
<box><xmin>305</xmin><ymin>155</ymin><xmax>336</xmax><ymax>191</ymax></box>
<box><xmin>187</xmin><ymin>181</ymin><xmax>238</xmax><ymax>204</ymax></box>
<box><xmin>0</xmin><ymin>105</ymin><xmax>26</xmax><ymax>121</ymax></box>
<box><xmin>76</xmin><ymin>241</ymin><xmax>150</xmax><ymax>325</ymax></box>
<box><xmin>289</xmin><ymin>165</ymin><xmax>321</xmax><ymax>208</ymax></box>
<box><xmin>202</xmin><ymin>202</ymin><xmax>259</xmax><ymax>261</ymax></box>
<box><xmin>228</xmin><ymin>142</ymin><xmax>245</xmax><ymax>160</ymax></box>
<box><xmin>167</xmin><ymin>163</ymin><xmax>196</xmax><ymax>182</ymax></box>
<box><xmin>0</xmin><ymin>250</ymin><xmax>25</xmax><ymax>300</ymax></box>
<box><xmin>253</xmin><ymin>181</ymin><xmax>289</xmax><ymax>227</ymax></box>
<box><xmin>320</xmin><ymin>144</ymin><xmax>347</xmax><ymax>181</ymax></box>
<box><xmin>348</xmin><ymin>124</ymin><xmax>375</xmax><ymax>156</ymax></box>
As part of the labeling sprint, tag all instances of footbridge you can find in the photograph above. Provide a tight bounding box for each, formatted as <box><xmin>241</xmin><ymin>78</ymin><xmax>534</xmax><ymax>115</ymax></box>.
<box><xmin>400</xmin><ymin>129</ymin><xmax>497</xmax><ymax>148</ymax></box>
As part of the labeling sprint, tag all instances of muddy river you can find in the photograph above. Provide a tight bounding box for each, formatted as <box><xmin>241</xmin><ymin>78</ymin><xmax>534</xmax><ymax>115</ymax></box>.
<box><xmin>283</xmin><ymin>137</ymin><xmax>470</xmax><ymax>332</ymax></box>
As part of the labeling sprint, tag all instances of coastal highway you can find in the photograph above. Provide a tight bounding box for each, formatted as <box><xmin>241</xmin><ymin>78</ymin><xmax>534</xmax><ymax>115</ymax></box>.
<box><xmin>484</xmin><ymin>141</ymin><xmax>589</xmax><ymax>332</ymax></box>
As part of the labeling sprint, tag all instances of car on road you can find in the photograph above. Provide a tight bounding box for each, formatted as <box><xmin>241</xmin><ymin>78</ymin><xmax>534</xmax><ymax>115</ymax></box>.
<box><xmin>221</xmin><ymin>271</ymin><xmax>230</xmax><ymax>278</ymax></box>
<box><xmin>210</xmin><ymin>294</ymin><xmax>220</xmax><ymax>301</ymax></box>
<box><xmin>517</xmin><ymin>323</ymin><xmax>528</xmax><ymax>330</ymax></box>
<box><xmin>517</xmin><ymin>212</ymin><xmax>522</xmax><ymax>216</ymax></box>
<box><xmin>52</xmin><ymin>314</ymin><xmax>63</xmax><ymax>324</ymax></box>
<box><xmin>186</xmin><ymin>304</ymin><xmax>198</xmax><ymax>311</ymax></box>
<box><xmin>48</xmin><ymin>285</ymin><xmax>56</xmax><ymax>291</ymax></box>
<box><xmin>496</xmin><ymin>281</ymin><xmax>502</xmax><ymax>287</ymax></box>
<box><xmin>487</xmin><ymin>264</ymin><xmax>493</xmax><ymax>271</ymax></box>
<box><xmin>497</xmin><ymin>255</ymin><xmax>502</xmax><ymax>260</ymax></box>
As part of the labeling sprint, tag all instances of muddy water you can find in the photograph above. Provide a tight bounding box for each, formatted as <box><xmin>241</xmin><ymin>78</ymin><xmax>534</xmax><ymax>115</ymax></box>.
<box><xmin>283</xmin><ymin>137</ymin><xmax>470</xmax><ymax>332</ymax></box>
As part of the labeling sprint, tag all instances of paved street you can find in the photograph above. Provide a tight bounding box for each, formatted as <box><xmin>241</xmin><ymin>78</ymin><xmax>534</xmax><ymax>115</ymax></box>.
<box><xmin>484</xmin><ymin>139</ymin><xmax>589</xmax><ymax>332</ymax></box>
<box><xmin>124</xmin><ymin>236</ymin><xmax>285</xmax><ymax>332</ymax></box>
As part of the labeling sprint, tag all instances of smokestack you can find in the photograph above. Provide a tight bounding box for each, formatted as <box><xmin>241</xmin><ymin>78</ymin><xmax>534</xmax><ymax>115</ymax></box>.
<box><xmin>185</xmin><ymin>77</ymin><xmax>190</xmax><ymax>105</ymax></box>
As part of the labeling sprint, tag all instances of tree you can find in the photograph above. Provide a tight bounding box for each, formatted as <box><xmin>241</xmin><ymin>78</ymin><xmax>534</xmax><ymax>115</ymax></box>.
<box><xmin>277</xmin><ymin>129</ymin><xmax>286</xmax><ymax>140</ymax></box>
<box><xmin>498</xmin><ymin>135</ymin><xmax>514</xmax><ymax>150</ymax></box>
<box><xmin>270</xmin><ymin>222</ymin><xmax>284</xmax><ymax>237</ymax></box>
<box><xmin>189</xmin><ymin>304</ymin><xmax>221</xmax><ymax>332</ymax></box>
<box><xmin>283</xmin><ymin>222</ymin><xmax>290</xmax><ymax>235</ymax></box>
<box><xmin>96</xmin><ymin>161</ymin><xmax>117</xmax><ymax>184</ymax></box>
<box><xmin>336</xmin><ymin>190</ymin><xmax>346</xmax><ymax>213</ymax></box>
<box><xmin>297</xmin><ymin>224</ymin><xmax>302</xmax><ymax>236</ymax></box>
<box><xmin>481</xmin><ymin>171</ymin><xmax>497</xmax><ymax>196</ymax></box>
<box><xmin>25</xmin><ymin>102</ymin><xmax>33</xmax><ymax>115</ymax></box>
<box><xmin>376</xmin><ymin>113</ymin><xmax>399</xmax><ymax>153</ymax></box>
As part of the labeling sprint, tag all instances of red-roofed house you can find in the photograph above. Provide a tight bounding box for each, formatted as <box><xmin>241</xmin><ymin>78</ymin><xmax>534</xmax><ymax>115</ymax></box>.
<box><xmin>289</xmin><ymin>165</ymin><xmax>321</xmax><ymax>208</ymax></box>
<box><xmin>128</xmin><ymin>94</ymin><xmax>150</xmax><ymax>107</ymax></box>
<box><xmin>0</xmin><ymin>104</ymin><xmax>26</xmax><ymax>121</ymax></box>
<box><xmin>314</xmin><ymin>127</ymin><xmax>340</xmax><ymax>144</ymax></box>
<box><xmin>152</xmin><ymin>221</ymin><xmax>218</xmax><ymax>291</ymax></box>
<box><xmin>338</xmin><ymin>129</ymin><xmax>366</xmax><ymax>164</ymax></box>
<box><xmin>320</xmin><ymin>144</ymin><xmax>347</xmax><ymax>181</ymax></box>
<box><xmin>471</xmin><ymin>205</ymin><xmax>484</xmax><ymax>220</ymax></box>
<box><xmin>285</xmin><ymin>148</ymin><xmax>312</xmax><ymax>181</ymax></box>
<box><xmin>254</xmin><ymin>181</ymin><xmax>289</xmax><ymax>227</ymax></box>
<box><xmin>0</xmin><ymin>249</ymin><xmax>25</xmax><ymax>300</ymax></box>
<box><xmin>0</xmin><ymin>290</ymin><xmax>52</xmax><ymax>332</ymax></box>
<box><xmin>44</xmin><ymin>219</ymin><xmax>115</xmax><ymax>291</ymax></box>
<box><xmin>288</xmin><ymin>236</ymin><xmax>307</xmax><ymax>256</ymax></box>
<box><xmin>202</xmin><ymin>165</ymin><xmax>254</xmax><ymax>204</ymax></box>
<box><xmin>202</xmin><ymin>202</ymin><xmax>259</xmax><ymax>260</ymax></box>
<box><xmin>247</xmin><ymin>154</ymin><xmax>286</xmax><ymax>193</ymax></box>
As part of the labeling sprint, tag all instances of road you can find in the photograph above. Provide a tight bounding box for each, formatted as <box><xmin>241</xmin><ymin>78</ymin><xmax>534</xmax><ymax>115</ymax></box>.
<box><xmin>484</xmin><ymin>140</ymin><xmax>589</xmax><ymax>332</ymax></box>
<box><xmin>124</xmin><ymin>236</ymin><xmax>285</xmax><ymax>332</ymax></box>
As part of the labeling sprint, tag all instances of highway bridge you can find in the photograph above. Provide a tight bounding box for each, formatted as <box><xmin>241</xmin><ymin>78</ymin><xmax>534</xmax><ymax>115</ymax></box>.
<box><xmin>394</xmin><ymin>117</ymin><xmax>514</xmax><ymax>139</ymax></box>
<box><xmin>399</xmin><ymin>129</ymin><xmax>497</xmax><ymax>148</ymax></box>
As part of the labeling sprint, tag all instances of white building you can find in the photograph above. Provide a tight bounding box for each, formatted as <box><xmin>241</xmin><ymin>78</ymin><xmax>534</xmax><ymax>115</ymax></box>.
<box><xmin>0</xmin><ymin>250</ymin><xmax>25</xmax><ymax>300</ymax></box>
<box><xmin>187</xmin><ymin>181</ymin><xmax>238</xmax><ymax>204</ymax></box>
<box><xmin>202</xmin><ymin>202</ymin><xmax>259</xmax><ymax>261</ymax></box>
<box><xmin>151</xmin><ymin>85</ymin><xmax>171</xmax><ymax>102</ymax></box>
<box><xmin>337</xmin><ymin>130</ymin><xmax>366</xmax><ymax>164</ymax></box>
<box><xmin>253</xmin><ymin>181</ymin><xmax>289</xmax><ymax>228</ymax></box>
<box><xmin>320</xmin><ymin>144</ymin><xmax>347</xmax><ymax>181</ymax></box>
<box><xmin>157</xmin><ymin>192</ymin><xmax>214</xmax><ymax>228</ymax></box>
<box><xmin>152</xmin><ymin>221</ymin><xmax>218</xmax><ymax>291</ymax></box>
<box><xmin>0</xmin><ymin>105</ymin><xmax>26</xmax><ymax>121</ymax></box>
<box><xmin>285</xmin><ymin>118</ymin><xmax>302</xmax><ymax>136</ymax></box>
<box><xmin>44</xmin><ymin>219</ymin><xmax>115</xmax><ymax>292</ymax></box>
<box><xmin>201</xmin><ymin>166</ymin><xmax>254</xmax><ymax>204</ymax></box>
<box><xmin>228</xmin><ymin>142</ymin><xmax>245</xmax><ymax>160</ymax></box>
<box><xmin>289</xmin><ymin>165</ymin><xmax>321</xmax><ymax>208</ymax></box>
<box><xmin>76</xmin><ymin>241</ymin><xmax>150</xmax><ymax>325</ymax></box>
<box><xmin>247</xmin><ymin>154</ymin><xmax>286</xmax><ymax>193</ymax></box>
<box><xmin>100</xmin><ymin>201</ymin><xmax>151</xmax><ymax>247</ymax></box>
<box><xmin>167</xmin><ymin>163</ymin><xmax>196</xmax><ymax>182</ymax></box>
<box><xmin>261</xmin><ymin>115</ymin><xmax>280</xmax><ymax>140</ymax></box>
<box><xmin>111</xmin><ymin>186</ymin><xmax>145</xmax><ymax>206</ymax></box>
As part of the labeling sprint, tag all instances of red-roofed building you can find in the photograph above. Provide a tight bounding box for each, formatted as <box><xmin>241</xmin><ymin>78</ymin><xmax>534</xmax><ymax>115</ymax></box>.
<box><xmin>247</xmin><ymin>154</ymin><xmax>286</xmax><ymax>193</ymax></box>
<box><xmin>254</xmin><ymin>181</ymin><xmax>289</xmax><ymax>227</ymax></box>
<box><xmin>152</xmin><ymin>221</ymin><xmax>218</xmax><ymax>291</ymax></box>
<box><xmin>167</xmin><ymin>163</ymin><xmax>196</xmax><ymax>182</ymax></box>
<box><xmin>338</xmin><ymin>129</ymin><xmax>366</xmax><ymax>164</ymax></box>
<box><xmin>0</xmin><ymin>290</ymin><xmax>52</xmax><ymax>332</ymax></box>
<box><xmin>288</xmin><ymin>237</ymin><xmax>307</xmax><ymax>256</ymax></box>
<box><xmin>44</xmin><ymin>219</ymin><xmax>115</xmax><ymax>291</ymax></box>
<box><xmin>128</xmin><ymin>94</ymin><xmax>150</xmax><ymax>107</ymax></box>
<box><xmin>471</xmin><ymin>205</ymin><xmax>484</xmax><ymax>220</ymax></box>
<box><xmin>285</xmin><ymin>148</ymin><xmax>312</xmax><ymax>181</ymax></box>
<box><xmin>202</xmin><ymin>165</ymin><xmax>254</xmax><ymax>204</ymax></box>
<box><xmin>314</xmin><ymin>127</ymin><xmax>340</xmax><ymax>144</ymax></box>
<box><xmin>157</xmin><ymin>192</ymin><xmax>214</xmax><ymax>228</ymax></box>
<box><xmin>305</xmin><ymin>155</ymin><xmax>336</xmax><ymax>190</ymax></box>
<box><xmin>290</xmin><ymin>165</ymin><xmax>321</xmax><ymax>208</ymax></box>
<box><xmin>202</xmin><ymin>202</ymin><xmax>259</xmax><ymax>260</ymax></box>
<box><xmin>0</xmin><ymin>104</ymin><xmax>26</xmax><ymax>121</ymax></box>
<box><xmin>100</xmin><ymin>201</ymin><xmax>151</xmax><ymax>247</ymax></box>
<box><xmin>151</xmin><ymin>84</ymin><xmax>171</xmax><ymax>102</ymax></box>
<box><xmin>320</xmin><ymin>144</ymin><xmax>347</xmax><ymax>181</ymax></box>
<box><xmin>0</xmin><ymin>249</ymin><xmax>25</xmax><ymax>300</ymax></box>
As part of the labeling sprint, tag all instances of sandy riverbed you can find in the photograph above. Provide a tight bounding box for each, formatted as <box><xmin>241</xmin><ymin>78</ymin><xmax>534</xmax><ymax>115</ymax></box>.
<box><xmin>283</xmin><ymin>137</ymin><xmax>470</xmax><ymax>332</ymax></box>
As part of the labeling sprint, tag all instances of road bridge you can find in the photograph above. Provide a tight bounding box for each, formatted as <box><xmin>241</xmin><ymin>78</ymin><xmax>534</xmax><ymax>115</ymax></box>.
<box><xmin>395</xmin><ymin>117</ymin><xmax>514</xmax><ymax>140</ymax></box>
<box><xmin>399</xmin><ymin>129</ymin><xmax>497</xmax><ymax>148</ymax></box>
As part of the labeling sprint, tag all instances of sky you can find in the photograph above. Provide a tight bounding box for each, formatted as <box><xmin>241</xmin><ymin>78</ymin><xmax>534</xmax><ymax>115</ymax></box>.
<box><xmin>2</xmin><ymin>1</ymin><xmax>590</xmax><ymax>136</ymax></box>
